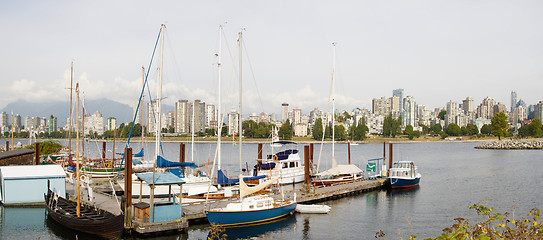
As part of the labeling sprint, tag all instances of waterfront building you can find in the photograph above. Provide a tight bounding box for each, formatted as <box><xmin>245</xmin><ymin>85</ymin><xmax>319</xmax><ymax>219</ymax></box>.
<box><xmin>166</xmin><ymin>111</ymin><xmax>175</xmax><ymax>130</ymax></box>
<box><xmin>189</xmin><ymin>100</ymin><xmax>206</xmax><ymax>134</ymax></box>
<box><xmin>417</xmin><ymin>105</ymin><xmax>432</xmax><ymax>126</ymax></box>
<box><xmin>227</xmin><ymin>110</ymin><xmax>240</xmax><ymax>136</ymax></box>
<box><xmin>133</xmin><ymin>98</ymin><xmax>144</xmax><ymax>126</ymax></box>
<box><xmin>511</xmin><ymin>91</ymin><xmax>517</xmax><ymax>113</ymax></box>
<box><xmin>393</xmin><ymin>88</ymin><xmax>404</xmax><ymax>113</ymax></box>
<box><xmin>174</xmin><ymin>100</ymin><xmax>189</xmax><ymax>134</ymax></box>
<box><xmin>48</xmin><ymin>115</ymin><xmax>57</xmax><ymax>134</ymax></box>
<box><xmin>389</xmin><ymin>96</ymin><xmax>400</xmax><ymax>118</ymax></box>
<box><xmin>477</xmin><ymin>96</ymin><xmax>495</xmax><ymax>119</ymax></box>
<box><xmin>84</xmin><ymin>111</ymin><xmax>104</xmax><ymax>135</ymax></box>
<box><xmin>534</xmin><ymin>101</ymin><xmax>543</xmax><ymax>121</ymax></box>
<box><xmin>147</xmin><ymin>100</ymin><xmax>159</xmax><ymax>134</ymax></box>
<box><xmin>462</xmin><ymin>97</ymin><xmax>474</xmax><ymax>114</ymax></box>
<box><xmin>293</xmin><ymin>108</ymin><xmax>302</xmax><ymax>125</ymax></box>
<box><xmin>281</xmin><ymin>103</ymin><xmax>289</xmax><ymax>123</ymax></box>
<box><xmin>14</xmin><ymin>114</ymin><xmax>21</xmax><ymax>132</ymax></box>
<box><xmin>206</xmin><ymin>104</ymin><xmax>217</xmax><ymax>129</ymax></box>
<box><xmin>493</xmin><ymin>102</ymin><xmax>507</xmax><ymax>115</ymax></box>
<box><xmin>0</xmin><ymin>112</ymin><xmax>8</xmax><ymax>134</ymax></box>
<box><xmin>402</xmin><ymin>96</ymin><xmax>417</xmax><ymax>127</ymax></box>
<box><xmin>107</xmin><ymin>117</ymin><xmax>116</xmax><ymax>131</ymax></box>
<box><xmin>293</xmin><ymin>123</ymin><xmax>308</xmax><ymax>137</ymax></box>
<box><xmin>512</xmin><ymin>106</ymin><xmax>527</xmax><ymax>130</ymax></box>
<box><xmin>445</xmin><ymin>100</ymin><xmax>459</xmax><ymax>127</ymax></box>
<box><xmin>372</xmin><ymin>97</ymin><xmax>388</xmax><ymax>116</ymax></box>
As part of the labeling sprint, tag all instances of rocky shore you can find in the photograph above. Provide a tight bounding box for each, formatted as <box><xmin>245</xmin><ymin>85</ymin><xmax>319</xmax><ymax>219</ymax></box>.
<box><xmin>475</xmin><ymin>140</ymin><xmax>543</xmax><ymax>149</ymax></box>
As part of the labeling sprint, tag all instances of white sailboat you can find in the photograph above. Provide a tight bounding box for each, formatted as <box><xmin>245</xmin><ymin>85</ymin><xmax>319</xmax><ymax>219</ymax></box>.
<box><xmin>206</xmin><ymin>31</ymin><xmax>296</xmax><ymax>226</ymax></box>
<box><xmin>313</xmin><ymin>43</ymin><xmax>364</xmax><ymax>187</ymax></box>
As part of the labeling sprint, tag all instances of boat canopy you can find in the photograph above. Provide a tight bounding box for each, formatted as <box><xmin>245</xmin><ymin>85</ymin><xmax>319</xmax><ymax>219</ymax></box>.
<box><xmin>157</xmin><ymin>156</ymin><xmax>198</xmax><ymax>168</ymax></box>
<box><xmin>315</xmin><ymin>164</ymin><xmax>363</xmax><ymax>177</ymax></box>
<box><xmin>135</xmin><ymin>172</ymin><xmax>185</xmax><ymax>186</ymax></box>
<box><xmin>272</xmin><ymin>141</ymin><xmax>297</xmax><ymax>145</ymax></box>
<box><xmin>217</xmin><ymin>170</ymin><xmax>265</xmax><ymax>185</ymax></box>
<box><xmin>117</xmin><ymin>148</ymin><xmax>144</xmax><ymax>157</ymax></box>
<box><xmin>239</xmin><ymin>174</ymin><xmax>280</xmax><ymax>198</ymax></box>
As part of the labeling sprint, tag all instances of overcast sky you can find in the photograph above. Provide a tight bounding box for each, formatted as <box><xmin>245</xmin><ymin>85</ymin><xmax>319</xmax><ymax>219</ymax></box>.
<box><xmin>1</xmin><ymin>0</ymin><xmax>542</xmax><ymax>118</ymax></box>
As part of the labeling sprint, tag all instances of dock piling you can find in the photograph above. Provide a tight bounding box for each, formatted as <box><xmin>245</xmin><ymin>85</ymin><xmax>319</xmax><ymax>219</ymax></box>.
<box><xmin>304</xmin><ymin>145</ymin><xmax>310</xmax><ymax>193</ymax></box>
<box><xmin>35</xmin><ymin>142</ymin><xmax>40</xmax><ymax>165</ymax></box>
<box><xmin>124</xmin><ymin>147</ymin><xmax>133</xmax><ymax>229</ymax></box>
<box><xmin>102</xmin><ymin>142</ymin><xmax>106</xmax><ymax>159</ymax></box>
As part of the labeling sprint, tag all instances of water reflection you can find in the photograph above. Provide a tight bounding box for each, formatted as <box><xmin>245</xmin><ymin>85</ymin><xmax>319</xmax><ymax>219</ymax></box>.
<box><xmin>209</xmin><ymin>214</ymin><xmax>296</xmax><ymax>240</ymax></box>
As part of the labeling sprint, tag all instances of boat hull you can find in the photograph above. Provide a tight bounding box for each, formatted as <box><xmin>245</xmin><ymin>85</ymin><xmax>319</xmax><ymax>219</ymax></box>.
<box><xmin>45</xmin><ymin>191</ymin><xmax>124</xmax><ymax>239</ymax></box>
<box><xmin>206</xmin><ymin>202</ymin><xmax>297</xmax><ymax>226</ymax></box>
<box><xmin>312</xmin><ymin>175</ymin><xmax>363</xmax><ymax>187</ymax></box>
<box><xmin>389</xmin><ymin>177</ymin><xmax>420</xmax><ymax>188</ymax></box>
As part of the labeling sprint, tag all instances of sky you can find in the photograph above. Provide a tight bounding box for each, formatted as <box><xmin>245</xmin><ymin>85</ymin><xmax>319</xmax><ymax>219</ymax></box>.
<box><xmin>1</xmin><ymin>0</ymin><xmax>542</xmax><ymax>118</ymax></box>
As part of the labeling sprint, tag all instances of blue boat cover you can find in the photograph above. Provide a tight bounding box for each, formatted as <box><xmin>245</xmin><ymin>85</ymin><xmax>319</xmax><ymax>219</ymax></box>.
<box><xmin>157</xmin><ymin>156</ymin><xmax>198</xmax><ymax>168</ymax></box>
<box><xmin>217</xmin><ymin>170</ymin><xmax>266</xmax><ymax>185</ymax></box>
<box><xmin>167</xmin><ymin>168</ymin><xmax>185</xmax><ymax>178</ymax></box>
<box><xmin>117</xmin><ymin>148</ymin><xmax>144</xmax><ymax>157</ymax></box>
<box><xmin>258</xmin><ymin>162</ymin><xmax>276</xmax><ymax>170</ymax></box>
<box><xmin>267</xmin><ymin>149</ymin><xmax>298</xmax><ymax>161</ymax></box>
<box><xmin>272</xmin><ymin>141</ymin><xmax>297</xmax><ymax>145</ymax></box>
<box><xmin>135</xmin><ymin>172</ymin><xmax>185</xmax><ymax>185</ymax></box>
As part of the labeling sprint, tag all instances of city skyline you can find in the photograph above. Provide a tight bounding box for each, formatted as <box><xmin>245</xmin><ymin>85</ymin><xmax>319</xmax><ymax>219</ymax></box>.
<box><xmin>1</xmin><ymin>1</ymin><xmax>542</xmax><ymax>117</ymax></box>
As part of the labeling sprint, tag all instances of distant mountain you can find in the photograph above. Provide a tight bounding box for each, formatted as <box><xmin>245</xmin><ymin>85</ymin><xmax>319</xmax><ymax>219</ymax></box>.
<box><xmin>1</xmin><ymin>99</ymin><xmax>175</xmax><ymax>127</ymax></box>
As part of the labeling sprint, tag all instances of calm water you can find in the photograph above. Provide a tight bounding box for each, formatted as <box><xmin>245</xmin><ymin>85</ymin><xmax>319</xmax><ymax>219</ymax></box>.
<box><xmin>1</xmin><ymin>140</ymin><xmax>542</xmax><ymax>239</ymax></box>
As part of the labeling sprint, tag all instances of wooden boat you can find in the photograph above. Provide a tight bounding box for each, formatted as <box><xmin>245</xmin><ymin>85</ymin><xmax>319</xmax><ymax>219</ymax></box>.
<box><xmin>45</xmin><ymin>189</ymin><xmax>123</xmax><ymax>239</ymax></box>
<box><xmin>45</xmin><ymin>82</ymin><xmax>123</xmax><ymax>240</ymax></box>
<box><xmin>295</xmin><ymin>204</ymin><xmax>331</xmax><ymax>214</ymax></box>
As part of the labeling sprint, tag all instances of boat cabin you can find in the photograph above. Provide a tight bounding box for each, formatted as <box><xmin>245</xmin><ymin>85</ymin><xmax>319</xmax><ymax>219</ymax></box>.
<box><xmin>389</xmin><ymin>161</ymin><xmax>418</xmax><ymax>178</ymax></box>
<box><xmin>0</xmin><ymin>165</ymin><xmax>65</xmax><ymax>206</ymax></box>
<box><xmin>133</xmin><ymin>172</ymin><xmax>185</xmax><ymax>223</ymax></box>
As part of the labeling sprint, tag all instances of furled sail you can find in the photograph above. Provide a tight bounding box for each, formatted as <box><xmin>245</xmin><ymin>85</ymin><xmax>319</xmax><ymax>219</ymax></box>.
<box><xmin>239</xmin><ymin>175</ymin><xmax>280</xmax><ymax>198</ymax></box>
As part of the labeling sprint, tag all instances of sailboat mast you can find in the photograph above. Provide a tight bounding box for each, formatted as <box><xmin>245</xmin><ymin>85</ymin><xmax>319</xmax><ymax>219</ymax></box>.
<box><xmin>238</xmin><ymin>31</ymin><xmax>243</xmax><ymax>174</ymax></box>
<box><xmin>191</xmin><ymin>101</ymin><xmax>195</xmax><ymax>164</ymax></box>
<box><xmin>142</xmin><ymin>66</ymin><xmax>145</xmax><ymax>151</ymax></box>
<box><xmin>69</xmin><ymin>61</ymin><xmax>73</xmax><ymax>154</ymax></box>
<box><xmin>331</xmin><ymin>43</ymin><xmax>336</xmax><ymax>159</ymax></box>
<box><xmin>75</xmin><ymin>83</ymin><xmax>81</xmax><ymax>217</ymax></box>
<box><xmin>217</xmin><ymin>25</ymin><xmax>222</xmax><ymax>172</ymax></box>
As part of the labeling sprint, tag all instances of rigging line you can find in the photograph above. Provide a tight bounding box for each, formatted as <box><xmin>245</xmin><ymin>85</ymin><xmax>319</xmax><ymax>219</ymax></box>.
<box><xmin>241</xmin><ymin>37</ymin><xmax>265</xmax><ymax>113</ymax></box>
<box><xmin>317</xmin><ymin>43</ymin><xmax>336</xmax><ymax>173</ymax></box>
<box><xmin>116</xmin><ymin>26</ymin><xmax>162</xmax><ymax>176</ymax></box>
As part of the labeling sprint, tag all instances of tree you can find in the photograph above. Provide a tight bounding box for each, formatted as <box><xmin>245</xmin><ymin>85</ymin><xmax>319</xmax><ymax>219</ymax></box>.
<box><xmin>383</xmin><ymin>113</ymin><xmax>401</xmax><ymax>137</ymax></box>
<box><xmin>491</xmin><ymin>112</ymin><xmax>509</xmax><ymax>140</ymax></box>
<box><xmin>466</xmin><ymin>123</ymin><xmax>479</xmax><ymax>136</ymax></box>
<box><xmin>527</xmin><ymin>118</ymin><xmax>543</xmax><ymax>137</ymax></box>
<box><xmin>278</xmin><ymin>119</ymin><xmax>293</xmax><ymax>140</ymax></box>
<box><xmin>446</xmin><ymin>123</ymin><xmax>461</xmax><ymax>136</ymax></box>
<box><xmin>312</xmin><ymin>118</ymin><xmax>324</xmax><ymax>140</ymax></box>
<box><xmin>352</xmin><ymin>117</ymin><xmax>369</xmax><ymax>140</ymax></box>
<box><xmin>431</xmin><ymin>123</ymin><xmax>442</xmax><ymax>135</ymax></box>
<box><xmin>438</xmin><ymin>110</ymin><xmax>447</xmax><ymax>120</ymax></box>
<box><xmin>460</xmin><ymin>126</ymin><xmax>468</xmax><ymax>136</ymax></box>
<box><xmin>480</xmin><ymin>124</ymin><xmax>492</xmax><ymax>135</ymax></box>
<box><xmin>334</xmin><ymin>125</ymin><xmax>346</xmax><ymax>140</ymax></box>
<box><xmin>404</xmin><ymin>124</ymin><xmax>414</xmax><ymax>140</ymax></box>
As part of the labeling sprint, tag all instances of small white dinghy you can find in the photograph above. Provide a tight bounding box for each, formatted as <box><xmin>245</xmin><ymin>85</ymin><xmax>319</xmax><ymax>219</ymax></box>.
<box><xmin>295</xmin><ymin>204</ymin><xmax>331</xmax><ymax>214</ymax></box>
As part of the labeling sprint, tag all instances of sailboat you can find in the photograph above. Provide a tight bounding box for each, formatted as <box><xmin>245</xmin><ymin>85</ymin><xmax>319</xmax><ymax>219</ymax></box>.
<box><xmin>206</xmin><ymin>31</ymin><xmax>296</xmax><ymax>226</ymax></box>
<box><xmin>312</xmin><ymin>43</ymin><xmax>364</xmax><ymax>187</ymax></box>
<box><xmin>45</xmin><ymin>82</ymin><xmax>123</xmax><ymax>240</ymax></box>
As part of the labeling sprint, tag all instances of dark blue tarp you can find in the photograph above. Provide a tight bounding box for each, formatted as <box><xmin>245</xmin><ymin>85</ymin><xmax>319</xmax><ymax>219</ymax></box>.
<box><xmin>258</xmin><ymin>162</ymin><xmax>276</xmax><ymax>170</ymax></box>
<box><xmin>217</xmin><ymin>170</ymin><xmax>266</xmax><ymax>185</ymax></box>
<box><xmin>272</xmin><ymin>141</ymin><xmax>297</xmax><ymax>145</ymax></box>
<box><xmin>157</xmin><ymin>156</ymin><xmax>198</xmax><ymax>168</ymax></box>
<box><xmin>267</xmin><ymin>149</ymin><xmax>298</xmax><ymax>161</ymax></box>
<box><xmin>117</xmin><ymin>148</ymin><xmax>144</xmax><ymax>157</ymax></box>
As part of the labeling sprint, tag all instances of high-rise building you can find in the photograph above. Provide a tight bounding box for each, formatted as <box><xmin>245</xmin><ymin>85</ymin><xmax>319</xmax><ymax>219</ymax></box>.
<box><xmin>513</xmin><ymin>106</ymin><xmax>526</xmax><ymax>129</ymax></box>
<box><xmin>227</xmin><ymin>110</ymin><xmax>240</xmax><ymax>135</ymax></box>
<box><xmin>84</xmin><ymin>111</ymin><xmax>104</xmax><ymax>135</ymax></box>
<box><xmin>493</xmin><ymin>103</ymin><xmax>507</xmax><ymax>115</ymax></box>
<box><xmin>402</xmin><ymin>96</ymin><xmax>417</xmax><ymax>127</ymax></box>
<box><xmin>462</xmin><ymin>97</ymin><xmax>474</xmax><ymax>114</ymax></box>
<box><xmin>189</xmin><ymin>100</ymin><xmax>206</xmax><ymax>134</ymax></box>
<box><xmin>206</xmin><ymin>104</ymin><xmax>217</xmax><ymax>129</ymax></box>
<box><xmin>388</xmin><ymin>96</ymin><xmax>400</xmax><ymax>117</ymax></box>
<box><xmin>107</xmin><ymin>117</ymin><xmax>116</xmax><ymax>131</ymax></box>
<box><xmin>534</xmin><ymin>101</ymin><xmax>543</xmax><ymax>121</ymax></box>
<box><xmin>175</xmin><ymin>100</ymin><xmax>189</xmax><ymax>134</ymax></box>
<box><xmin>372</xmin><ymin>97</ymin><xmax>388</xmax><ymax>116</ymax></box>
<box><xmin>511</xmin><ymin>91</ymin><xmax>517</xmax><ymax>113</ymax></box>
<box><xmin>133</xmin><ymin>98</ymin><xmax>145</xmax><ymax>126</ymax></box>
<box><xmin>48</xmin><ymin>115</ymin><xmax>57</xmax><ymax>134</ymax></box>
<box><xmin>393</xmin><ymin>88</ymin><xmax>404</xmax><ymax>113</ymax></box>
<box><xmin>293</xmin><ymin>108</ymin><xmax>302</xmax><ymax>125</ymax></box>
<box><xmin>147</xmin><ymin>100</ymin><xmax>159</xmax><ymax>134</ymax></box>
<box><xmin>445</xmin><ymin>100</ymin><xmax>459</xmax><ymax>127</ymax></box>
<box><xmin>0</xmin><ymin>112</ymin><xmax>8</xmax><ymax>134</ymax></box>
<box><xmin>281</xmin><ymin>103</ymin><xmax>289</xmax><ymax>123</ymax></box>
<box><xmin>477</xmin><ymin>96</ymin><xmax>495</xmax><ymax>119</ymax></box>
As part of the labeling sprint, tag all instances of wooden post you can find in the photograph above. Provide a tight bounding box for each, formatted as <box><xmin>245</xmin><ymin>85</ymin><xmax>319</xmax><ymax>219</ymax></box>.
<box><xmin>309</xmin><ymin>143</ymin><xmax>314</xmax><ymax>167</ymax></box>
<box><xmin>347</xmin><ymin>142</ymin><xmax>351</xmax><ymax>165</ymax></box>
<box><xmin>179</xmin><ymin>143</ymin><xmax>185</xmax><ymax>163</ymax></box>
<box><xmin>383</xmin><ymin>142</ymin><xmax>386</xmax><ymax>159</ymax></box>
<box><xmin>6</xmin><ymin>141</ymin><xmax>9</xmax><ymax>152</ymax></box>
<box><xmin>388</xmin><ymin>142</ymin><xmax>393</xmax><ymax>171</ymax></box>
<box><xmin>257</xmin><ymin>143</ymin><xmax>263</xmax><ymax>160</ymax></box>
<box><xmin>35</xmin><ymin>142</ymin><xmax>40</xmax><ymax>165</ymax></box>
<box><xmin>124</xmin><ymin>147</ymin><xmax>133</xmax><ymax>228</ymax></box>
<box><xmin>102</xmin><ymin>141</ymin><xmax>106</xmax><ymax>159</ymax></box>
<box><xmin>304</xmin><ymin>145</ymin><xmax>310</xmax><ymax>192</ymax></box>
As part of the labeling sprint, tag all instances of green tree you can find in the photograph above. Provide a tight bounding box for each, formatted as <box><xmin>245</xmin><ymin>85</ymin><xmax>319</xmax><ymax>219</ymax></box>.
<box><xmin>527</xmin><ymin>118</ymin><xmax>543</xmax><ymax>137</ymax></box>
<box><xmin>480</xmin><ymin>124</ymin><xmax>492</xmax><ymax>135</ymax></box>
<box><xmin>446</xmin><ymin>123</ymin><xmax>461</xmax><ymax>136</ymax></box>
<box><xmin>460</xmin><ymin>126</ymin><xmax>468</xmax><ymax>136</ymax></box>
<box><xmin>334</xmin><ymin>125</ymin><xmax>346</xmax><ymax>140</ymax></box>
<box><xmin>466</xmin><ymin>123</ymin><xmax>479</xmax><ymax>135</ymax></box>
<box><xmin>431</xmin><ymin>123</ymin><xmax>442</xmax><ymax>135</ymax></box>
<box><xmin>383</xmin><ymin>113</ymin><xmax>401</xmax><ymax>137</ymax></box>
<box><xmin>278</xmin><ymin>119</ymin><xmax>293</xmax><ymax>140</ymax></box>
<box><xmin>242</xmin><ymin>120</ymin><xmax>257</xmax><ymax>138</ymax></box>
<box><xmin>353</xmin><ymin>117</ymin><xmax>369</xmax><ymax>140</ymax></box>
<box><xmin>312</xmin><ymin>118</ymin><xmax>324</xmax><ymax>140</ymax></box>
<box><xmin>438</xmin><ymin>110</ymin><xmax>447</xmax><ymax>120</ymax></box>
<box><xmin>404</xmin><ymin>124</ymin><xmax>414</xmax><ymax>140</ymax></box>
<box><xmin>491</xmin><ymin>112</ymin><xmax>509</xmax><ymax>140</ymax></box>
